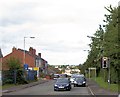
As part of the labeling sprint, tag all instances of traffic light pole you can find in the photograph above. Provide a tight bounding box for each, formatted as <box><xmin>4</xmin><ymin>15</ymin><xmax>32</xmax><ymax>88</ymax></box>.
<box><xmin>108</xmin><ymin>58</ymin><xmax>110</xmax><ymax>89</ymax></box>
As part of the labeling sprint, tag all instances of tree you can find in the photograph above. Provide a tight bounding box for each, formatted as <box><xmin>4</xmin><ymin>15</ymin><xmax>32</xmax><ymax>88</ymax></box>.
<box><xmin>3</xmin><ymin>57</ymin><xmax>27</xmax><ymax>84</ymax></box>
<box><xmin>83</xmin><ymin>5</ymin><xmax>119</xmax><ymax>84</ymax></box>
<box><xmin>6</xmin><ymin>57</ymin><xmax>21</xmax><ymax>70</ymax></box>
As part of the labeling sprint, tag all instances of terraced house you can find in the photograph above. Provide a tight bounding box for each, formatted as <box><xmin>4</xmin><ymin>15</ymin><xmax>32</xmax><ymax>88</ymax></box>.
<box><xmin>2</xmin><ymin>47</ymin><xmax>48</xmax><ymax>77</ymax></box>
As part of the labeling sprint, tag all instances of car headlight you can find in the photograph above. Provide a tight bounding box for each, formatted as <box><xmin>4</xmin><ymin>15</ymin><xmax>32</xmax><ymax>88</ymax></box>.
<box><xmin>66</xmin><ymin>84</ymin><xmax>69</xmax><ymax>86</ymax></box>
<box><xmin>74</xmin><ymin>81</ymin><xmax>77</xmax><ymax>84</ymax></box>
<box><xmin>83</xmin><ymin>81</ymin><xmax>86</xmax><ymax>84</ymax></box>
<box><xmin>54</xmin><ymin>84</ymin><xmax>58</xmax><ymax>86</ymax></box>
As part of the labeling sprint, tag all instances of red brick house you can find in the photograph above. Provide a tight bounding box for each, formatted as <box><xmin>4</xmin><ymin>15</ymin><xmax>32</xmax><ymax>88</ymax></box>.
<box><xmin>2</xmin><ymin>47</ymin><xmax>36</xmax><ymax>70</ymax></box>
<box><xmin>2</xmin><ymin>47</ymin><xmax>48</xmax><ymax>75</ymax></box>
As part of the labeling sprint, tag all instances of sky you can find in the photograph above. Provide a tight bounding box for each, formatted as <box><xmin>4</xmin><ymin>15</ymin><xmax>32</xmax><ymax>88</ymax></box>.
<box><xmin>0</xmin><ymin>0</ymin><xmax>119</xmax><ymax>65</ymax></box>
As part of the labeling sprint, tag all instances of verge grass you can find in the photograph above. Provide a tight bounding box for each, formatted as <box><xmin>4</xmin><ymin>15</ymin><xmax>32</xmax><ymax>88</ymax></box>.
<box><xmin>92</xmin><ymin>77</ymin><xmax>118</xmax><ymax>92</ymax></box>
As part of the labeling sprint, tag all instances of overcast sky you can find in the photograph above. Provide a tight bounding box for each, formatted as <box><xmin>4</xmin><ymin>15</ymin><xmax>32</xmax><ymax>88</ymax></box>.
<box><xmin>0</xmin><ymin>0</ymin><xmax>119</xmax><ymax>65</ymax></box>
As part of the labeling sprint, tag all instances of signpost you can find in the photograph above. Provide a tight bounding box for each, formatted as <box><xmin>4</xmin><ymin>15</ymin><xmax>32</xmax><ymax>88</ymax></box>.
<box><xmin>33</xmin><ymin>67</ymin><xmax>39</xmax><ymax>79</ymax></box>
<box><xmin>24</xmin><ymin>64</ymin><xmax>29</xmax><ymax>70</ymax></box>
<box><xmin>23</xmin><ymin>64</ymin><xmax>29</xmax><ymax>81</ymax></box>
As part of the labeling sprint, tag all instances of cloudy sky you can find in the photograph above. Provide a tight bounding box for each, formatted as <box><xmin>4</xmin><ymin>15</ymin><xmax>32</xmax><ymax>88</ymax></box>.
<box><xmin>0</xmin><ymin>0</ymin><xmax>119</xmax><ymax>65</ymax></box>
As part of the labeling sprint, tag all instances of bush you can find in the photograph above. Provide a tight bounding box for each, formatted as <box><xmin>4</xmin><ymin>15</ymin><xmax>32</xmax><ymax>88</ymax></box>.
<box><xmin>3</xmin><ymin>79</ymin><xmax>13</xmax><ymax>85</ymax></box>
<box><xmin>40</xmin><ymin>73</ymin><xmax>46</xmax><ymax>78</ymax></box>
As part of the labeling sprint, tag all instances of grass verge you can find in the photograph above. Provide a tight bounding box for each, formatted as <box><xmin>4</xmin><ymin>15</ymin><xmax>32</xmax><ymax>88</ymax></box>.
<box><xmin>2</xmin><ymin>84</ymin><xmax>18</xmax><ymax>89</ymax></box>
<box><xmin>92</xmin><ymin>77</ymin><xmax>118</xmax><ymax>92</ymax></box>
<box><xmin>2</xmin><ymin>79</ymin><xmax>40</xmax><ymax>90</ymax></box>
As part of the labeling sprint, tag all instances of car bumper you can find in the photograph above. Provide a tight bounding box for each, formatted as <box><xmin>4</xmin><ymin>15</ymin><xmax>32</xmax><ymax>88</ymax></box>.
<box><xmin>54</xmin><ymin>86</ymin><xmax>71</xmax><ymax>91</ymax></box>
<box><xmin>74</xmin><ymin>83</ymin><xmax>86</xmax><ymax>86</ymax></box>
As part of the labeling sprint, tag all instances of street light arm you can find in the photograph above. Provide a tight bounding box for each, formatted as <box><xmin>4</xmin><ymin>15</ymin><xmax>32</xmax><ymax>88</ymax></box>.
<box><xmin>24</xmin><ymin>36</ymin><xmax>35</xmax><ymax>38</ymax></box>
<box><xmin>30</xmin><ymin>37</ymin><xmax>35</xmax><ymax>38</ymax></box>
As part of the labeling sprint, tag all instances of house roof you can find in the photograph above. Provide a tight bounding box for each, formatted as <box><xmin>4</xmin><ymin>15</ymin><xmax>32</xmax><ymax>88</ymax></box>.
<box><xmin>18</xmin><ymin>48</ymin><xmax>35</xmax><ymax>58</ymax></box>
<box><xmin>18</xmin><ymin>48</ymin><xmax>47</xmax><ymax>63</ymax></box>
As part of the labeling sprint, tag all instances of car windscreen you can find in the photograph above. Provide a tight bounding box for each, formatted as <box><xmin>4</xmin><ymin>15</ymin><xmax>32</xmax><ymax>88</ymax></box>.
<box><xmin>54</xmin><ymin>74</ymin><xmax>59</xmax><ymax>78</ymax></box>
<box><xmin>76</xmin><ymin>77</ymin><xmax>85</xmax><ymax>81</ymax></box>
<box><xmin>56</xmin><ymin>79</ymin><xmax>69</xmax><ymax>83</ymax></box>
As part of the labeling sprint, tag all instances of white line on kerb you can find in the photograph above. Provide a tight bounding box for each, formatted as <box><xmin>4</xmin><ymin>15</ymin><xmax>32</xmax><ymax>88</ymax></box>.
<box><xmin>118</xmin><ymin>94</ymin><xmax>120</xmax><ymax>97</ymax></box>
<box><xmin>88</xmin><ymin>86</ymin><xmax>95</xmax><ymax>97</ymax></box>
<box><xmin>2</xmin><ymin>90</ymin><xmax>8</xmax><ymax>93</ymax></box>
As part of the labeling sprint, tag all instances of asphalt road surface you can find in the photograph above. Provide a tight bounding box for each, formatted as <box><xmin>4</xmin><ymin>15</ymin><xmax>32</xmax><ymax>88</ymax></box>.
<box><xmin>3</xmin><ymin>80</ymin><xmax>93</xmax><ymax>96</ymax></box>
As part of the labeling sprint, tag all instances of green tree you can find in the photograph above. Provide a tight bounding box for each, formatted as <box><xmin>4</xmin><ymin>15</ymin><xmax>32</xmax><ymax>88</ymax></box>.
<box><xmin>6</xmin><ymin>57</ymin><xmax>21</xmax><ymax>70</ymax></box>
<box><xmin>83</xmin><ymin>5</ymin><xmax>119</xmax><ymax>84</ymax></box>
<box><xmin>4</xmin><ymin>57</ymin><xmax>27</xmax><ymax>84</ymax></box>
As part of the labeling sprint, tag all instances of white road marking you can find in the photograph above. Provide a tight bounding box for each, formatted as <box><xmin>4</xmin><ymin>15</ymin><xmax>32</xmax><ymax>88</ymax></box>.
<box><xmin>88</xmin><ymin>86</ymin><xmax>96</xmax><ymax>97</ymax></box>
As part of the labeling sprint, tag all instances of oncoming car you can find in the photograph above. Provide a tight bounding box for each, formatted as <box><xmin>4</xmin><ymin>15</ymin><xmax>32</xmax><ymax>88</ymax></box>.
<box><xmin>54</xmin><ymin>78</ymin><xmax>71</xmax><ymax>91</ymax></box>
<box><xmin>73</xmin><ymin>77</ymin><xmax>86</xmax><ymax>87</ymax></box>
<box><xmin>70</xmin><ymin>74</ymin><xmax>84</xmax><ymax>84</ymax></box>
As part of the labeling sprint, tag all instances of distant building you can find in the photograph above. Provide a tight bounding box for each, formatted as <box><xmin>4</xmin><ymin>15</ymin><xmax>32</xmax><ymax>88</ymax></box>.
<box><xmin>71</xmin><ymin>69</ymin><xmax>80</xmax><ymax>74</ymax></box>
<box><xmin>64</xmin><ymin>68</ymin><xmax>80</xmax><ymax>76</ymax></box>
<box><xmin>64</xmin><ymin>69</ymin><xmax>71</xmax><ymax>76</ymax></box>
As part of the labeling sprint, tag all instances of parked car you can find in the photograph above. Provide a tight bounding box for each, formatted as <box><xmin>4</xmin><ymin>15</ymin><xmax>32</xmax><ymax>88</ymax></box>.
<box><xmin>54</xmin><ymin>78</ymin><xmax>71</xmax><ymax>91</ymax></box>
<box><xmin>73</xmin><ymin>77</ymin><xmax>86</xmax><ymax>87</ymax></box>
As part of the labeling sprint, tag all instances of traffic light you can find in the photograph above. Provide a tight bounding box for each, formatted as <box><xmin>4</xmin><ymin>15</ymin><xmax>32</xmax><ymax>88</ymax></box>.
<box><xmin>102</xmin><ymin>57</ymin><xmax>108</xmax><ymax>68</ymax></box>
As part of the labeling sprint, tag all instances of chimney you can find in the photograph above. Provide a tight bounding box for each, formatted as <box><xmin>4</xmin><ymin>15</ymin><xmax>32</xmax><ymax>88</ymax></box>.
<box><xmin>38</xmin><ymin>53</ymin><xmax>41</xmax><ymax>58</ymax></box>
<box><xmin>33</xmin><ymin>49</ymin><xmax>36</xmax><ymax>56</ymax></box>
<box><xmin>29</xmin><ymin>47</ymin><xmax>36</xmax><ymax>56</ymax></box>
<box><xmin>12</xmin><ymin>47</ymin><xmax>17</xmax><ymax>52</ymax></box>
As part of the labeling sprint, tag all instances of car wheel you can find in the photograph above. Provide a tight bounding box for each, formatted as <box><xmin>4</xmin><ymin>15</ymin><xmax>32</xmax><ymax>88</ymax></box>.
<box><xmin>67</xmin><ymin>88</ymin><xmax>71</xmax><ymax>91</ymax></box>
<box><xmin>74</xmin><ymin>84</ymin><xmax>76</xmax><ymax>87</ymax></box>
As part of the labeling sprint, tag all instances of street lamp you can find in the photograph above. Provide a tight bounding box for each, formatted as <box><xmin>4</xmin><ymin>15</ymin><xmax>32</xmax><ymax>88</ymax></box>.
<box><xmin>24</xmin><ymin>37</ymin><xmax>35</xmax><ymax>65</ymax></box>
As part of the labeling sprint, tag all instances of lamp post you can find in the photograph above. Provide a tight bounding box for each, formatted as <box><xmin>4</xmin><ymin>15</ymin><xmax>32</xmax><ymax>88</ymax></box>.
<box><xmin>24</xmin><ymin>37</ymin><xmax>35</xmax><ymax>65</ymax></box>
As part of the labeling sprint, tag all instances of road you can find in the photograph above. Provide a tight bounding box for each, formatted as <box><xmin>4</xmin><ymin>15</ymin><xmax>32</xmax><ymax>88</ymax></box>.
<box><xmin>3</xmin><ymin>80</ymin><xmax>93</xmax><ymax>96</ymax></box>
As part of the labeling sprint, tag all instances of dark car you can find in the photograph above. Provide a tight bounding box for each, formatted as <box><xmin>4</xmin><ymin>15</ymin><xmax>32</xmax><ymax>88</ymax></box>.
<box><xmin>54</xmin><ymin>78</ymin><xmax>71</xmax><ymax>91</ymax></box>
<box><xmin>73</xmin><ymin>77</ymin><xmax>86</xmax><ymax>87</ymax></box>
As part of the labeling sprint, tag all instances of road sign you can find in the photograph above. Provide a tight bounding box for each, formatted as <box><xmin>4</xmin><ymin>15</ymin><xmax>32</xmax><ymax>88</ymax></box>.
<box><xmin>33</xmin><ymin>67</ymin><xmax>39</xmax><ymax>71</ymax></box>
<box><xmin>24</xmin><ymin>64</ymin><xmax>29</xmax><ymax>70</ymax></box>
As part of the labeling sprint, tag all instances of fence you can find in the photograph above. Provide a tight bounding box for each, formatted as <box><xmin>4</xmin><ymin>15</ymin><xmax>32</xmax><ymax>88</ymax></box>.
<box><xmin>2</xmin><ymin>69</ymin><xmax>37</xmax><ymax>85</ymax></box>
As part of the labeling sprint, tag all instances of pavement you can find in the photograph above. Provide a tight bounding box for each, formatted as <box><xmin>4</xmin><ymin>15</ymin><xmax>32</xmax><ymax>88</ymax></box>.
<box><xmin>87</xmin><ymin>78</ymin><xmax>119</xmax><ymax>97</ymax></box>
<box><xmin>2</xmin><ymin>78</ymin><xmax>49</xmax><ymax>93</ymax></box>
<box><xmin>2</xmin><ymin>78</ymin><xmax>119</xmax><ymax>96</ymax></box>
